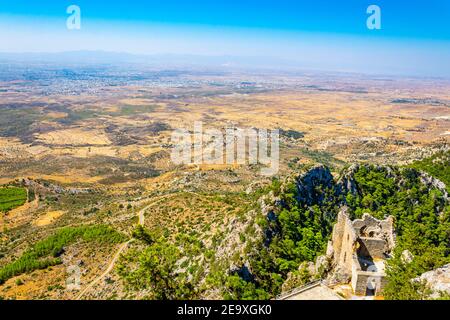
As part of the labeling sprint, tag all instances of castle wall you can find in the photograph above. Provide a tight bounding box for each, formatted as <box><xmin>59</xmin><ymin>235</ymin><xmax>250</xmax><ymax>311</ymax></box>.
<box><xmin>331</xmin><ymin>210</ymin><xmax>346</xmax><ymax>261</ymax></box>
<box><xmin>332</xmin><ymin>209</ymin><xmax>357</xmax><ymax>275</ymax></box>
<box><xmin>378</xmin><ymin>276</ymin><xmax>388</xmax><ymax>296</ymax></box>
<box><xmin>352</xmin><ymin>272</ymin><xmax>387</xmax><ymax>296</ymax></box>
<box><xmin>357</xmin><ymin>237</ymin><xmax>386</xmax><ymax>259</ymax></box>
<box><xmin>351</xmin><ymin>253</ymin><xmax>387</xmax><ymax>296</ymax></box>
<box><xmin>330</xmin><ymin>208</ymin><xmax>394</xmax><ymax>297</ymax></box>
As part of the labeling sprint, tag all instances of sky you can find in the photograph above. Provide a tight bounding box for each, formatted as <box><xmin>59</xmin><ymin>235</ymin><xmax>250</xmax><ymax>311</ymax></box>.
<box><xmin>0</xmin><ymin>0</ymin><xmax>449</xmax><ymax>77</ymax></box>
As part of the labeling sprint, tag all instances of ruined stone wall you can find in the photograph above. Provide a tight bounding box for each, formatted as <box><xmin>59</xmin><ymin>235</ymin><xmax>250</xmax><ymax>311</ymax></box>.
<box><xmin>352</xmin><ymin>271</ymin><xmax>386</xmax><ymax>296</ymax></box>
<box><xmin>378</xmin><ymin>276</ymin><xmax>388</xmax><ymax>296</ymax></box>
<box><xmin>351</xmin><ymin>255</ymin><xmax>362</xmax><ymax>293</ymax></box>
<box><xmin>329</xmin><ymin>208</ymin><xmax>394</xmax><ymax>297</ymax></box>
<box><xmin>331</xmin><ymin>209</ymin><xmax>346</xmax><ymax>261</ymax></box>
<box><xmin>352</xmin><ymin>272</ymin><xmax>371</xmax><ymax>295</ymax></box>
<box><xmin>380</xmin><ymin>217</ymin><xmax>395</xmax><ymax>251</ymax></box>
<box><xmin>332</xmin><ymin>209</ymin><xmax>356</xmax><ymax>274</ymax></box>
<box><xmin>351</xmin><ymin>254</ymin><xmax>387</xmax><ymax>296</ymax></box>
<box><xmin>357</xmin><ymin>237</ymin><xmax>386</xmax><ymax>259</ymax></box>
<box><xmin>352</xmin><ymin>213</ymin><xmax>395</xmax><ymax>252</ymax></box>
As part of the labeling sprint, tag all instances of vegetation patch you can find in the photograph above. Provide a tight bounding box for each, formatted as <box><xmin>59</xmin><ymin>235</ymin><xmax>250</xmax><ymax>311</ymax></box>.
<box><xmin>0</xmin><ymin>104</ymin><xmax>44</xmax><ymax>142</ymax></box>
<box><xmin>113</xmin><ymin>104</ymin><xmax>157</xmax><ymax>116</ymax></box>
<box><xmin>118</xmin><ymin>226</ymin><xmax>204</xmax><ymax>299</ymax></box>
<box><xmin>0</xmin><ymin>225</ymin><xmax>127</xmax><ymax>284</ymax></box>
<box><xmin>0</xmin><ymin>187</ymin><xmax>27</xmax><ymax>212</ymax></box>
<box><xmin>408</xmin><ymin>151</ymin><xmax>450</xmax><ymax>192</ymax></box>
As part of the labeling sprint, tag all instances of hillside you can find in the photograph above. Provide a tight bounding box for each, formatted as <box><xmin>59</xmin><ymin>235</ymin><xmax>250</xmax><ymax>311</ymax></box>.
<box><xmin>115</xmin><ymin>161</ymin><xmax>450</xmax><ymax>300</ymax></box>
<box><xmin>0</xmin><ymin>66</ymin><xmax>448</xmax><ymax>300</ymax></box>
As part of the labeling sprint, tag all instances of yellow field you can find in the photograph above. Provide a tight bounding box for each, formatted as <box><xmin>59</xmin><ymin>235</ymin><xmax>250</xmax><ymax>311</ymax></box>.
<box><xmin>36</xmin><ymin>128</ymin><xmax>112</xmax><ymax>146</ymax></box>
<box><xmin>33</xmin><ymin>210</ymin><xmax>65</xmax><ymax>227</ymax></box>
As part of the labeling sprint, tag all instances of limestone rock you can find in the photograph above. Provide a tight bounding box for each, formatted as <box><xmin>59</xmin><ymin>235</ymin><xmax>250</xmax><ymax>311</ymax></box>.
<box><xmin>294</xmin><ymin>165</ymin><xmax>333</xmax><ymax>206</ymax></box>
<box><xmin>336</xmin><ymin>164</ymin><xmax>359</xmax><ymax>196</ymax></box>
<box><xmin>326</xmin><ymin>241</ymin><xmax>334</xmax><ymax>259</ymax></box>
<box><xmin>315</xmin><ymin>255</ymin><xmax>330</xmax><ymax>275</ymax></box>
<box><xmin>281</xmin><ymin>262</ymin><xmax>315</xmax><ymax>293</ymax></box>
<box><xmin>401</xmin><ymin>250</ymin><xmax>414</xmax><ymax>264</ymax></box>
<box><xmin>417</xmin><ymin>264</ymin><xmax>450</xmax><ymax>298</ymax></box>
<box><xmin>327</xmin><ymin>265</ymin><xmax>352</xmax><ymax>286</ymax></box>
<box><xmin>419</xmin><ymin>173</ymin><xmax>449</xmax><ymax>201</ymax></box>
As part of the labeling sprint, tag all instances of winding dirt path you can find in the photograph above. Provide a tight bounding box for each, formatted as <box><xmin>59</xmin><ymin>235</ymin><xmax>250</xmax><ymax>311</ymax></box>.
<box><xmin>137</xmin><ymin>193</ymin><xmax>177</xmax><ymax>225</ymax></box>
<box><xmin>74</xmin><ymin>192</ymin><xmax>194</xmax><ymax>300</ymax></box>
<box><xmin>75</xmin><ymin>206</ymin><xmax>144</xmax><ymax>300</ymax></box>
<box><xmin>75</xmin><ymin>239</ymin><xmax>132</xmax><ymax>300</ymax></box>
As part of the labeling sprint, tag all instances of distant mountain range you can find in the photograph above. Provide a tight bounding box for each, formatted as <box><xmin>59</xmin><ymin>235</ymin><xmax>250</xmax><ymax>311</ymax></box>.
<box><xmin>0</xmin><ymin>51</ymin><xmax>306</xmax><ymax>72</ymax></box>
<box><xmin>1</xmin><ymin>51</ymin><xmax>448</xmax><ymax>79</ymax></box>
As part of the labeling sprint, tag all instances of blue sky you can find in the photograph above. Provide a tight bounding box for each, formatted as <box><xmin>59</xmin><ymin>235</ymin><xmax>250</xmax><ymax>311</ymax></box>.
<box><xmin>0</xmin><ymin>0</ymin><xmax>449</xmax><ymax>76</ymax></box>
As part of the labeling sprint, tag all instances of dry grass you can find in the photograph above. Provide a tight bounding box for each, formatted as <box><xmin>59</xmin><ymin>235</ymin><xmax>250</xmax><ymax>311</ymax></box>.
<box><xmin>33</xmin><ymin>210</ymin><xmax>65</xmax><ymax>227</ymax></box>
<box><xmin>36</xmin><ymin>128</ymin><xmax>112</xmax><ymax>146</ymax></box>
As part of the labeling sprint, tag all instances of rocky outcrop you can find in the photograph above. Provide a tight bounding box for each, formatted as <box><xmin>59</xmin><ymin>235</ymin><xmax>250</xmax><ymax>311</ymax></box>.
<box><xmin>315</xmin><ymin>255</ymin><xmax>331</xmax><ymax>276</ymax></box>
<box><xmin>215</xmin><ymin>210</ymin><xmax>261</xmax><ymax>262</ymax></box>
<box><xmin>20</xmin><ymin>178</ymin><xmax>91</xmax><ymax>195</ymax></box>
<box><xmin>419</xmin><ymin>172</ymin><xmax>449</xmax><ymax>201</ymax></box>
<box><xmin>325</xmin><ymin>265</ymin><xmax>352</xmax><ymax>286</ymax></box>
<box><xmin>281</xmin><ymin>261</ymin><xmax>315</xmax><ymax>293</ymax></box>
<box><xmin>230</xmin><ymin>262</ymin><xmax>254</xmax><ymax>282</ymax></box>
<box><xmin>294</xmin><ymin>165</ymin><xmax>333</xmax><ymax>206</ymax></box>
<box><xmin>335</xmin><ymin>164</ymin><xmax>359</xmax><ymax>197</ymax></box>
<box><xmin>416</xmin><ymin>264</ymin><xmax>450</xmax><ymax>298</ymax></box>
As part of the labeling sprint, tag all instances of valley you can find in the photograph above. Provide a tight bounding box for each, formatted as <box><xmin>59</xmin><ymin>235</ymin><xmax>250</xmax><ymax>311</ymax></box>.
<box><xmin>0</xmin><ymin>63</ymin><xmax>449</xmax><ymax>300</ymax></box>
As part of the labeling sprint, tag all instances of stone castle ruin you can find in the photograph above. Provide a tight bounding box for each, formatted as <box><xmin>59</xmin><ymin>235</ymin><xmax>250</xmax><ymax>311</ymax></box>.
<box><xmin>278</xmin><ymin>207</ymin><xmax>396</xmax><ymax>300</ymax></box>
<box><xmin>327</xmin><ymin>207</ymin><xmax>395</xmax><ymax>296</ymax></box>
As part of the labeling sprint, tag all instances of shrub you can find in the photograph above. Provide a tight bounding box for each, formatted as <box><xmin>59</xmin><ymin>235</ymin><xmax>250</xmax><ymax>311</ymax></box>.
<box><xmin>0</xmin><ymin>225</ymin><xmax>126</xmax><ymax>284</ymax></box>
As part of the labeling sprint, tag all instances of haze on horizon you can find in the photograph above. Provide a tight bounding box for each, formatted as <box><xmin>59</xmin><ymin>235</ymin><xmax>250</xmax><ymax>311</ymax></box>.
<box><xmin>0</xmin><ymin>0</ymin><xmax>449</xmax><ymax>77</ymax></box>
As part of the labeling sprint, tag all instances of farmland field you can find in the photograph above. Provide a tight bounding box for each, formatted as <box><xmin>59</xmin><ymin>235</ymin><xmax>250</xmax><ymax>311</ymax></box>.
<box><xmin>0</xmin><ymin>187</ymin><xmax>27</xmax><ymax>212</ymax></box>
